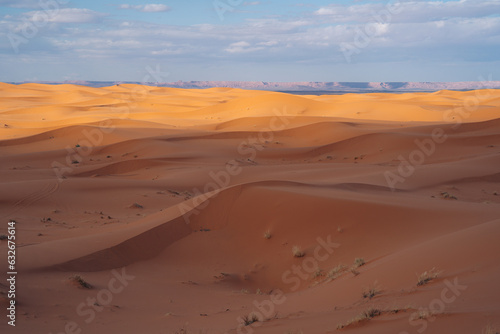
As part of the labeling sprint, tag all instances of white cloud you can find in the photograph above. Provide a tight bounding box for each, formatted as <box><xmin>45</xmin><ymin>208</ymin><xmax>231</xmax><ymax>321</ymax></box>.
<box><xmin>435</xmin><ymin>20</ymin><xmax>445</xmax><ymax>28</ymax></box>
<box><xmin>2</xmin><ymin>0</ymin><xmax>499</xmax><ymax>82</ymax></box>
<box><xmin>151</xmin><ymin>48</ymin><xmax>185</xmax><ymax>55</ymax></box>
<box><xmin>258</xmin><ymin>40</ymin><xmax>278</xmax><ymax>46</ymax></box>
<box><xmin>0</xmin><ymin>0</ymin><xmax>41</xmax><ymax>8</ymax></box>
<box><xmin>25</xmin><ymin>8</ymin><xmax>105</xmax><ymax>24</ymax></box>
<box><xmin>225</xmin><ymin>41</ymin><xmax>264</xmax><ymax>53</ymax></box>
<box><xmin>119</xmin><ymin>4</ymin><xmax>170</xmax><ymax>13</ymax></box>
<box><xmin>314</xmin><ymin>0</ymin><xmax>500</xmax><ymax>24</ymax></box>
<box><xmin>315</xmin><ymin>7</ymin><xmax>337</xmax><ymax>16</ymax></box>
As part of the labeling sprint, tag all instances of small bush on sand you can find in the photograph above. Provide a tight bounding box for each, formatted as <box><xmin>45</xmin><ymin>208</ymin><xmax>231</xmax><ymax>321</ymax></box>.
<box><xmin>292</xmin><ymin>246</ymin><xmax>305</xmax><ymax>258</ymax></box>
<box><xmin>350</xmin><ymin>268</ymin><xmax>360</xmax><ymax>276</ymax></box>
<box><xmin>337</xmin><ymin>308</ymin><xmax>382</xmax><ymax>329</ymax></box>
<box><xmin>417</xmin><ymin>268</ymin><xmax>440</xmax><ymax>286</ymax></box>
<box><xmin>362</xmin><ymin>283</ymin><xmax>381</xmax><ymax>299</ymax></box>
<box><xmin>353</xmin><ymin>258</ymin><xmax>365</xmax><ymax>268</ymax></box>
<box><xmin>328</xmin><ymin>264</ymin><xmax>347</xmax><ymax>279</ymax></box>
<box><xmin>242</xmin><ymin>313</ymin><xmax>259</xmax><ymax>326</ymax></box>
<box><xmin>312</xmin><ymin>268</ymin><xmax>324</xmax><ymax>278</ymax></box>
<box><xmin>69</xmin><ymin>275</ymin><xmax>92</xmax><ymax>289</ymax></box>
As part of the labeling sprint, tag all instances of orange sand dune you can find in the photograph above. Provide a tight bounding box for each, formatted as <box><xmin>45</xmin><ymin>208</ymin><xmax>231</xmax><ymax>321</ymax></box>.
<box><xmin>0</xmin><ymin>84</ymin><xmax>499</xmax><ymax>334</ymax></box>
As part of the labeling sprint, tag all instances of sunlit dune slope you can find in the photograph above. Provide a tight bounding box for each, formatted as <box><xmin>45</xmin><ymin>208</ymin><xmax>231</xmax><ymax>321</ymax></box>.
<box><xmin>0</xmin><ymin>83</ymin><xmax>499</xmax><ymax>334</ymax></box>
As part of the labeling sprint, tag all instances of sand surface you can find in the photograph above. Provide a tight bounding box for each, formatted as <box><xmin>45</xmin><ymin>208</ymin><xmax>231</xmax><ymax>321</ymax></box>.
<box><xmin>0</xmin><ymin>83</ymin><xmax>499</xmax><ymax>334</ymax></box>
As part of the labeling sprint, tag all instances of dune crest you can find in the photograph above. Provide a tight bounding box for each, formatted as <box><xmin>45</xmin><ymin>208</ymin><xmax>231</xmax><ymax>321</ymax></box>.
<box><xmin>1</xmin><ymin>84</ymin><xmax>499</xmax><ymax>334</ymax></box>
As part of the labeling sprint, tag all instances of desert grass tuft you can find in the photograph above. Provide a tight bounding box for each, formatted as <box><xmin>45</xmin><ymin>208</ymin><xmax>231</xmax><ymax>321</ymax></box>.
<box><xmin>417</xmin><ymin>268</ymin><xmax>440</xmax><ymax>286</ymax></box>
<box><xmin>69</xmin><ymin>275</ymin><xmax>92</xmax><ymax>289</ymax></box>
<box><xmin>242</xmin><ymin>313</ymin><xmax>259</xmax><ymax>326</ymax></box>
<box><xmin>328</xmin><ymin>264</ymin><xmax>347</xmax><ymax>279</ymax></box>
<box><xmin>327</xmin><ymin>264</ymin><xmax>347</xmax><ymax>280</ymax></box>
<box><xmin>362</xmin><ymin>282</ymin><xmax>381</xmax><ymax>299</ymax></box>
<box><xmin>292</xmin><ymin>245</ymin><xmax>305</xmax><ymax>258</ymax></box>
<box><xmin>312</xmin><ymin>268</ymin><xmax>324</xmax><ymax>279</ymax></box>
<box><xmin>353</xmin><ymin>257</ymin><xmax>366</xmax><ymax>268</ymax></box>
<box><xmin>263</xmin><ymin>231</ymin><xmax>271</xmax><ymax>239</ymax></box>
<box><xmin>388</xmin><ymin>304</ymin><xmax>412</xmax><ymax>314</ymax></box>
<box><xmin>440</xmin><ymin>191</ymin><xmax>458</xmax><ymax>200</ymax></box>
<box><xmin>350</xmin><ymin>267</ymin><xmax>360</xmax><ymax>276</ymax></box>
<box><xmin>410</xmin><ymin>309</ymin><xmax>432</xmax><ymax>321</ymax></box>
<box><xmin>337</xmin><ymin>308</ymin><xmax>382</xmax><ymax>329</ymax></box>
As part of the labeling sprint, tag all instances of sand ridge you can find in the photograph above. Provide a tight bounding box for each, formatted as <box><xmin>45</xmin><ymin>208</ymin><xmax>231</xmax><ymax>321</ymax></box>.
<box><xmin>0</xmin><ymin>83</ymin><xmax>499</xmax><ymax>333</ymax></box>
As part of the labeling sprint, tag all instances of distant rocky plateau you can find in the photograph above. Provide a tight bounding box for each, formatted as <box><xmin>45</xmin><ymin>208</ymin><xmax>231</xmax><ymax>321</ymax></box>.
<box><xmin>9</xmin><ymin>80</ymin><xmax>500</xmax><ymax>93</ymax></box>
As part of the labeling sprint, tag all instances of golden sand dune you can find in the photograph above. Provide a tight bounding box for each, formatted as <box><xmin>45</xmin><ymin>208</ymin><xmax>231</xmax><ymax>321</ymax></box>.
<box><xmin>0</xmin><ymin>84</ymin><xmax>499</xmax><ymax>333</ymax></box>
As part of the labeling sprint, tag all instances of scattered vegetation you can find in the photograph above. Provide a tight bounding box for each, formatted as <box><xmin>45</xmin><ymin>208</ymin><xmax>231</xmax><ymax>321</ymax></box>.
<box><xmin>417</xmin><ymin>268</ymin><xmax>440</xmax><ymax>286</ymax></box>
<box><xmin>387</xmin><ymin>305</ymin><xmax>412</xmax><ymax>314</ymax></box>
<box><xmin>312</xmin><ymin>268</ymin><xmax>324</xmax><ymax>279</ymax></box>
<box><xmin>328</xmin><ymin>264</ymin><xmax>347</xmax><ymax>279</ymax></box>
<box><xmin>483</xmin><ymin>325</ymin><xmax>500</xmax><ymax>334</ymax></box>
<box><xmin>337</xmin><ymin>308</ymin><xmax>382</xmax><ymax>329</ymax></box>
<box><xmin>362</xmin><ymin>283</ymin><xmax>381</xmax><ymax>299</ymax></box>
<box><xmin>263</xmin><ymin>231</ymin><xmax>272</xmax><ymax>239</ymax></box>
<box><xmin>214</xmin><ymin>272</ymin><xmax>229</xmax><ymax>280</ymax></box>
<box><xmin>130</xmin><ymin>203</ymin><xmax>144</xmax><ymax>209</ymax></box>
<box><xmin>353</xmin><ymin>258</ymin><xmax>366</xmax><ymax>268</ymax></box>
<box><xmin>69</xmin><ymin>275</ymin><xmax>92</xmax><ymax>289</ymax></box>
<box><xmin>410</xmin><ymin>309</ymin><xmax>431</xmax><ymax>320</ymax></box>
<box><xmin>350</xmin><ymin>268</ymin><xmax>360</xmax><ymax>276</ymax></box>
<box><xmin>292</xmin><ymin>246</ymin><xmax>305</xmax><ymax>258</ymax></box>
<box><xmin>440</xmin><ymin>191</ymin><xmax>458</xmax><ymax>200</ymax></box>
<box><xmin>174</xmin><ymin>326</ymin><xmax>188</xmax><ymax>334</ymax></box>
<box><xmin>337</xmin><ymin>226</ymin><xmax>343</xmax><ymax>233</ymax></box>
<box><xmin>242</xmin><ymin>313</ymin><xmax>259</xmax><ymax>326</ymax></box>
<box><xmin>389</xmin><ymin>306</ymin><xmax>402</xmax><ymax>314</ymax></box>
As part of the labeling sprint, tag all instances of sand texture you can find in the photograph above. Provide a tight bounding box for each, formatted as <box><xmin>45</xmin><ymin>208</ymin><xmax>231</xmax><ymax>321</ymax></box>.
<box><xmin>0</xmin><ymin>83</ymin><xmax>499</xmax><ymax>334</ymax></box>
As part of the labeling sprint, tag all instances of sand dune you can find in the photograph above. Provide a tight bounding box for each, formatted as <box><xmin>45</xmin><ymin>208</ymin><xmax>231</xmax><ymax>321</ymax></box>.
<box><xmin>0</xmin><ymin>84</ymin><xmax>499</xmax><ymax>333</ymax></box>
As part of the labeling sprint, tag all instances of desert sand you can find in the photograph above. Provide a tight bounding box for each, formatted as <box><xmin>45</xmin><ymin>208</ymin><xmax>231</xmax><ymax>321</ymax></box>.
<box><xmin>0</xmin><ymin>83</ymin><xmax>499</xmax><ymax>334</ymax></box>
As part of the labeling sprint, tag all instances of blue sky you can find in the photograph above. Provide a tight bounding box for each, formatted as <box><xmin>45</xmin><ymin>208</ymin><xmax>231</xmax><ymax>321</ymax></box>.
<box><xmin>1</xmin><ymin>0</ymin><xmax>500</xmax><ymax>82</ymax></box>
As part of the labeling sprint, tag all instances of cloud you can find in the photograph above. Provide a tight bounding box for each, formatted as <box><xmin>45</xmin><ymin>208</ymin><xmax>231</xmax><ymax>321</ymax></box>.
<box><xmin>25</xmin><ymin>8</ymin><xmax>105</xmax><ymax>24</ymax></box>
<box><xmin>2</xmin><ymin>0</ymin><xmax>499</xmax><ymax>82</ymax></box>
<box><xmin>258</xmin><ymin>40</ymin><xmax>278</xmax><ymax>46</ymax></box>
<box><xmin>225</xmin><ymin>41</ymin><xmax>249</xmax><ymax>53</ymax></box>
<box><xmin>119</xmin><ymin>4</ymin><xmax>170</xmax><ymax>13</ymax></box>
<box><xmin>243</xmin><ymin>1</ymin><xmax>261</xmax><ymax>5</ymax></box>
<box><xmin>33</xmin><ymin>8</ymin><xmax>497</xmax><ymax>62</ymax></box>
<box><xmin>0</xmin><ymin>0</ymin><xmax>41</xmax><ymax>8</ymax></box>
<box><xmin>314</xmin><ymin>0</ymin><xmax>500</xmax><ymax>23</ymax></box>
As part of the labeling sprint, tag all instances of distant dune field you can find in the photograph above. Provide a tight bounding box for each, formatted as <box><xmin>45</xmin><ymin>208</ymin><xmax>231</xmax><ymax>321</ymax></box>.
<box><xmin>0</xmin><ymin>83</ymin><xmax>499</xmax><ymax>334</ymax></box>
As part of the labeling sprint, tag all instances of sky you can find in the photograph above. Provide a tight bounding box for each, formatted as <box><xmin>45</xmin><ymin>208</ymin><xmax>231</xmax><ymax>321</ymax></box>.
<box><xmin>0</xmin><ymin>0</ymin><xmax>500</xmax><ymax>83</ymax></box>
